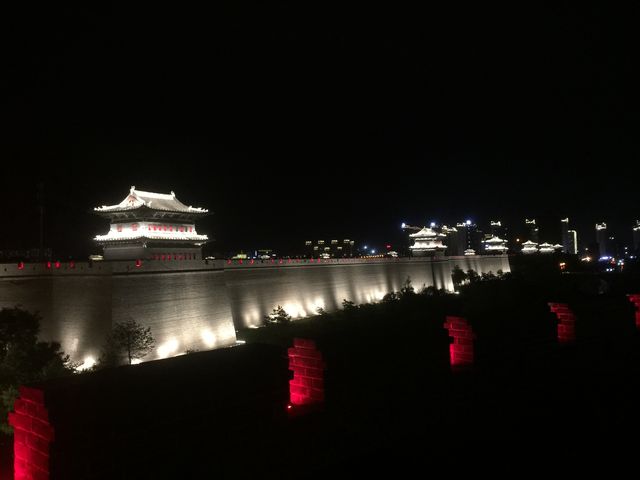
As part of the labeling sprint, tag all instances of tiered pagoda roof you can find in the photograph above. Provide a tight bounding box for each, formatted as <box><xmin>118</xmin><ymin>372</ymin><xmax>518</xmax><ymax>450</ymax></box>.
<box><xmin>409</xmin><ymin>227</ymin><xmax>447</xmax><ymax>255</ymax></box>
<box><xmin>93</xmin><ymin>187</ymin><xmax>210</xmax><ymax>250</ymax></box>
<box><xmin>539</xmin><ymin>242</ymin><xmax>562</xmax><ymax>254</ymax></box>
<box><xmin>95</xmin><ymin>187</ymin><xmax>209</xmax><ymax>220</ymax></box>
<box><xmin>483</xmin><ymin>236</ymin><xmax>508</xmax><ymax>253</ymax></box>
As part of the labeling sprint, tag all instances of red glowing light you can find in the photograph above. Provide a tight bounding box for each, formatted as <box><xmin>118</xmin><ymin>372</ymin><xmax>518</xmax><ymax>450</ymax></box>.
<box><xmin>9</xmin><ymin>386</ymin><xmax>53</xmax><ymax>480</ymax></box>
<box><xmin>18</xmin><ymin>262</ymin><xmax>24</xmax><ymax>270</ymax></box>
<box><xmin>288</xmin><ymin>338</ymin><xmax>325</xmax><ymax>407</ymax></box>
<box><xmin>444</xmin><ymin>316</ymin><xmax>475</xmax><ymax>368</ymax></box>
<box><xmin>250</xmin><ymin>259</ymin><xmax>254</xmax><ymax>264</ymax></box>
<box><xmin>55</xmin><ymin>261</ymin><xmax>60</xmax><ymax>269</ymax></box>
<box><xmin>239</xmin><ymin>259</ymin><xmax>243</xmax><ymax>264</ymax></box>
<box><xmin>135</xmin><ymin>259</ymin><xmax>142</xmax><ymax>268</ymax></box>
<box><xmin>627</xmin><ymin>294</ymin><xmax>640</xmax><ymax>330</ymax></box>
<box><xmin>46</xmin><ymin>261</ymin><xmax>51</xmax><ymax>269</ymax></box>
<box><xmin>548</xmin><ymin>303</ymin><xmax>576</xmax><ymax>343</ymax></box>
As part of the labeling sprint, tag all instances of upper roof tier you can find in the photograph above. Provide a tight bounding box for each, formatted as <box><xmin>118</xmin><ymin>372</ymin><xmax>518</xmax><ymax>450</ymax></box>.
<box><xmin>408</xmin><ymin>227</ymin><xmax>445</xmax><ymax>239</ymax></box>
<box><xmin>484</xmin><ymin>236</ymin><xmax>507</xmax><ymax>244</ymax></box>
<box><xmin>95</xmin><ymin>187</ymin><xmax>209</xmax><ymax>218</ymax></box>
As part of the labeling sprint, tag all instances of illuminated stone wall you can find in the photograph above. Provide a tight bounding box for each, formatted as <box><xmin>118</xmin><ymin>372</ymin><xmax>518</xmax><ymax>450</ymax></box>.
<box><xmin>0</xmin><ymin>262</ymin><xmax>236</xmax><ymax>365</ymax></box>
<box><xmin>0</xmin><ymin>255</ymin><xmax>509</xmax><ymax>363</ymax></box>
<box><xmin>226</xmin><ymin>256</ymin><xmax>510</xmax><ymax>328</ymax></box>
<box><xmin>112</xmin><ymin>270</ymin><xmax>236</xmax><ymax>360</ymax></box>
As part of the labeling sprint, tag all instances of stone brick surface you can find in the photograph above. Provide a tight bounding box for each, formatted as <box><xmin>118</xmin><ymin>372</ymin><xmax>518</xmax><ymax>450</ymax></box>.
<box><xmin>288</xmin><ymin>338</ymin><xmax>325</xmax><ymax>407</ymax></box>
<box><xmin>548</xmin><ymin>303</ymin><xmax>576</xmax><ymax>343</ymax></box>
<box><xmin>444</xmin><ymin>316</ymin><xmax>475</xmax><ymax>368</ymax></box>
<box><xmin>8</xmin><ymin>387</ymin><xmax>52</xmax><ymax>480</ymax></box>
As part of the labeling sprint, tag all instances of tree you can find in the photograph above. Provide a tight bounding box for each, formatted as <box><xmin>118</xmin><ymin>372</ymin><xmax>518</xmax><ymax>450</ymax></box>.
<box><xmin>99</xmin><ymin>319</ymin><xmax>155</xmax><ymax>366</ymax></box>
<box><xmin>399</xmin><ymin>276</ymin><xmax>415</xmax><ymax>298</ymax></box>
<box><xmin>0</xmin><ymin>306</ymin><xmax>75</xmax><ymax>433</ymax></box>
<box><xmin>451</xmin><ymin>265</ymin><xmax>468</xmax><ymax>288</ymax></box>
<box><xmin>466</xmin><ymin>269</ymin><xmax>480</xmax><ymax>284</ymax></box>
<box><xmin>342</xmin><ymin>299</ymin><xmax>357</xmax><ymax>311</ymax></box>
<box><xmin>264</xmin><ymin>305</ymin><xmax>292</xmax><ymax>326</ymax></box>
<box><xmin>381</xmin><ymin>291</ymin><xmax>400</xmax><ymax>303</ymax></box>
<box><xmin>481</xmin><ymin>271</ymin><xmax>497</xmax><ymax>280</ymax></box>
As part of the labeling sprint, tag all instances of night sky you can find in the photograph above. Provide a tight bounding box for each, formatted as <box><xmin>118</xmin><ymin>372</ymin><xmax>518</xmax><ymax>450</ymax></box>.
<box><xmin>2</xmin><ymin>4</ymin><xmax>639</xmax><ymax>257</ymax></box>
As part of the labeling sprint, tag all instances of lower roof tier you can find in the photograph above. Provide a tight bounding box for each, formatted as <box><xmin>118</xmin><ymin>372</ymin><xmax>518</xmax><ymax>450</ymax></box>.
<box><xmin>95</xmin><ymin>232</ymin><xmax>208</xmax><ymax>245</ymax></box>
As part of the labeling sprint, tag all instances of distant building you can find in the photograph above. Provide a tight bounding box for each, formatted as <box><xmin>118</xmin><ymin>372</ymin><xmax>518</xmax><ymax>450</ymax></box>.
<box><xmin>304</xmin><ymin>239</ymin><xmax>354</xmax><ymax>258</ymax></box>
<box><xmin>566</xmin><ymin>229</ymin><xmax>578</xmax><ymax>255</ymax></box>
<box><xmin>409</xmin><ymin>227</ymin><xmax>447</xmax><ymax>256</ymax></box>
<box><xmin>489</xmin><ymin>220</ymin><xmax>507</xmax><ymax>239</ymax></box>
<box><xmin>525</xmin><ymin>219</ymin><xmax>539</xmax><ymax>243</ymax></box>
<box><xmin>455</xmin><ymin>221</ymin><xmax>484</xmax><ymax>254</ymax></box>
<box><xmin>561</xmin><ymin>218</ymin><xmax>578</xmax><ymax>254</ymax></box>
<box><xmin>483</xmin><ymin>236</ymin><xmax>508</xmax><ymax>254</ymax></box>
<box><xmin>634</xmin><ymin>221</ymin><xmax>640</xmax><ymax>253</ymax></box>
<box><xmin>441</xmin><ymin>225</ymin><xmax>463</xmax><ymax>256</ymax></box>
<box><xmin>561</xmin><ymin>218</ymin><xmax>570</xmax><ymax>253</ymax></box>
<box><xmin>539</xmin><ymin>243</ymin><xmax>562</xmax><ymax>254</ymax></box>
<box><xmin>595</xmin><ymin>223</ymin><xmax>608</xmax><ymax>258</ymax></box>
<box><xmin>255</xmin><ymin>249</ymin><xmax>275</xmax><ymax>259</ymax></box>
<box><xmin>94</xmin><ymin>186</ymin><xmax>209</xmax><ymax>261</ymax></box>
<box><xmin>521</xmin><ymin>240</ymin><xmax>538</xmax><ymax>254</ymax></box>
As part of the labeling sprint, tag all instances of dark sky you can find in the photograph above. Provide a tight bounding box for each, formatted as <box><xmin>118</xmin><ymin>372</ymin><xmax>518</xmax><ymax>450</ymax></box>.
<box><xmin>2</xmin><ymin>4</ymin><xmax>639</xmax><ymax>257</ymax></box>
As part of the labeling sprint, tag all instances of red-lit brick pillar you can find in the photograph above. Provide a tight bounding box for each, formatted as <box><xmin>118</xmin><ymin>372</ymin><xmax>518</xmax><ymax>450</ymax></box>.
<box><xmin>627</xmin><ymin>294</ymin><xmax>640</xmax><ymax>329</ymax></box>
<box><xmin>288</xmin><ymin>338</ymin><xmax>325</xmax><ymax>408</ymax></box>
<box><xmin>444</xmin><ymin>316</ymin><xmax>475</xmax><ymax>368</ymax></box>
<box><xmin>548</xmin><ymin>302</ymin><xmax>576</xmax><ymax>343</ymax></box>
<box><xmin>8</xmin><ymin>386</ymin><xmax>54</xmax><ymax>480</ymax></box>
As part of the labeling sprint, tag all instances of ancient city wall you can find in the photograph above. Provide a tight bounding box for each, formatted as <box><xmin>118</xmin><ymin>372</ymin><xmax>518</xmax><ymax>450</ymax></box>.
<box><xmin>0</xmin><ymin>255</ymin><xmax>509</xmax><ymax>363</ymax></box>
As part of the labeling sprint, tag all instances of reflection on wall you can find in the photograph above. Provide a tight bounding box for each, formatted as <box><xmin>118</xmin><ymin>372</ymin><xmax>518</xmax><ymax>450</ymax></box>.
<box><xmin>112</xmin><ymin>271</ymin><xmax>236</xmax><ymax>360</ymax></box>
<box><xmin>0</xmin><ymin>256</ymin><xmax>509</xmax><ymax>363</ymax></box>
<box><xmin>0</xmin><ymin>270</ymin><xmax>237</xmax><ymax>364</ymax></box>
<box><xmin>226</xmin><ymin>256</ymin><xmax>510</xmax><ymax>329</ymax></box>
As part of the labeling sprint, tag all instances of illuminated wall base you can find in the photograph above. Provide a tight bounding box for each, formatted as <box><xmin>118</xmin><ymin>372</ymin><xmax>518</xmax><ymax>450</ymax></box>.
<box><xmin>0</xmin><ymin>255</ymin><xmax>510</xmax><ymax>365</ymax></box>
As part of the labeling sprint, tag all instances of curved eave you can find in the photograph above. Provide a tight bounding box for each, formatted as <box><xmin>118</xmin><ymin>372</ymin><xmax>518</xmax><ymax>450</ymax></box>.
<box><xmin>95</xmin><ymin>235</ymin><xmax>208</xmax><ymax>244</ymax></box>
<box><xmin>93</xmin><ymin>205</ymin><xmax>211</xmax><ymax>220</ymax></box>
<box><xmin>95</xmin><ymin>239</ymin><xmax>208</xmax><ymax>247</ymax></box>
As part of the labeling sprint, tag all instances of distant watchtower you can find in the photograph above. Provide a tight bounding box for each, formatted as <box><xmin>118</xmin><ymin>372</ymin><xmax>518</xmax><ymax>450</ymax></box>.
<box><xmin>94</xmin><ymin>186</ymin><xmax>210</xmax><ymax>261</ymax></box>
